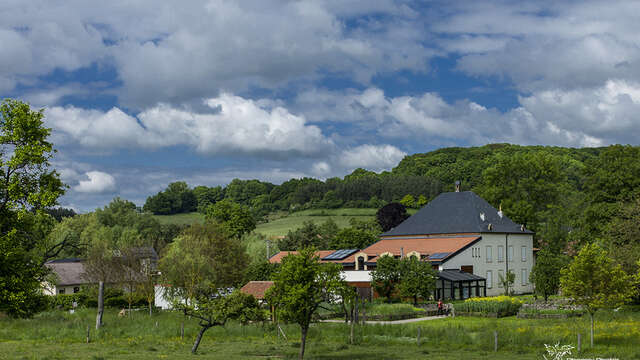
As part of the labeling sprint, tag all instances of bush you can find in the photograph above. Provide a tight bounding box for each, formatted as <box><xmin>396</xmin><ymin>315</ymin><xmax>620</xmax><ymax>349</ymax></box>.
<box><xmin>104</xmin><ymin>294</ymin><xmax>147</xmax><ymax>308</ymax></box>
<box><xmin>48</xmin><ymin>293</ymin><xmax>88</xmax><ymax>310</ymax></box>
<box><xmin>367</xmin><ymin>303</ymin><xmax>426</xmax><ymax>316</ymax></box>
<box><xmin>454</xmin><ymin>296</ymin><xmax>523</xmax><ymax>315</ymax></box>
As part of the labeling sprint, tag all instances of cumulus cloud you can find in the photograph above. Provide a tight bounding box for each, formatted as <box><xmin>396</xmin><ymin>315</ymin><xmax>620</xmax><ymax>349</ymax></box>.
<box><xmin>433</xmin><ymin>1</ymin><xmax>640</xmax><ymax>91</ymax></box>
<box><xmin>74</xmin><ymin>171</ymin><xmax>117</xmax><ymax>193</ymax></box>
<box><xmin>45</xmin><ymin>93</ymin><xmax>333</xmax><ymax>156</ymax></box>
<box><xmin>1</xmin><ymin>1</ymin><xmax>433</xmax><ymax>109</ymax></box>
<box><xmin>339</xmin><ymin>144</ymin><xmax>407</xmax><ymax>171</ymax></box>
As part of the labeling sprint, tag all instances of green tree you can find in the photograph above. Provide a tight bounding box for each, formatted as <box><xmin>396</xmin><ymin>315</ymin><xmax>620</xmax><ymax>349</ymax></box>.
<box><xmin>498</xmin><ymin>270</ymin><xmax>515</xmax><ymax>296</ymax></box>
<box><xmin>397</xmin><ymin>256</ymin><xmax>437</xmax><ymax>305</ymax></box>
<box><xmin>416</xmin><ymin>195</ymin><xmax>428</xmax><ymax>208</ymax></box>
<box><xmin>400</xmin><ymin>194</ymin><xmax>415</xmax><ymax>208</ymax></box>
<box><xmin>371</xmin><ymin>255</ymin><xmax>400</xmax><ymax>302</ymax></box>
<box><xmin>560</xmin><ymin>243</ymin><xmax>636</xmax><ymax>347</ymax></box>
<box><xmin>205</xmin><ymin>199</ymin><xmax>256</xmax><ymax>239</ymax></box>
<box><xmin>330</xmin><ymin>227</ymin><xmax>377</xmax><ymax>249</ymax></box>
<box><xmin>530</xmin><ymin>249</ymin><xmax>568</xmax><ymax>302</ymax></box>
<box><xmin>603</xmin><ymin>198</ymin><xmax>640</xmax><ymax>275</ymax></box>
<box><xmin>376</xmin><ymin>203</ymin><xmax>409</xmax><ymax>232</ymax></box>
<box><xmin>0</xmin><ymin>99</ymin><xmax>66</xmax><ymax>317</ymax></box>
<box><xmin>266</xmin><ymin>248</ymin><xmax>345</xmax><ymax>359</ymax></box>
<box><xmin>160</xmin><ymin>222</ymin><xmax>254</xmax><ymax>353</ymax></box>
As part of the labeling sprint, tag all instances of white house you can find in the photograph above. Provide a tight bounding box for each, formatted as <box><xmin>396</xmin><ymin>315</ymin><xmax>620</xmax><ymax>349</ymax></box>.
<box><xmin>270</xmin><ymin>187</ymin><xmax>535</xmax><ymax>299</ymax></box>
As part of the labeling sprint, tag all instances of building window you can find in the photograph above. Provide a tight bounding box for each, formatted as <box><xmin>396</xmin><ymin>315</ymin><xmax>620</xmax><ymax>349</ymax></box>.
<box><xmin>521</xmin><ymin>246</ymin><xmax>527</xmax><ymax>262</ymax></box>
<box><xmin>486</xmin><ymin>246</ymin><xmax>492</xmax><ymax>263</ymax></box>
<box><xmin>357</xmin><ymin>256</ymin><xmax>365</xmax><ymax>271</ymax></box>
<box><xmin>58</xmin><ymin>289</ymin><xmax>65</xmax><ymax>294</ymax></box>
<box><xmin>508</xmin><ymin>246</ymin><xmax>514</xmax><ymax>262</ymax></box>
<box><xmin>498</xmin><ymin>245</ymin><xmax>504</xmax><ymax>262</ymax></box>
<box><xmin>486</xmin><ymin>270</ymin><xmax>492</xmax><ymax>288</ymax></box>
<box><xmin>521</xmin><ymin>269</ymin><xmax>528</xmax><ymax>285</ymax></box>
<box><xmin>74</xmin><ymin>287</ymin><xmax>80</xmax><ymax>293</ymax></box>
<box><xmin>497</xmin><ymin>270</ymin><xmax>504</xmax><ymax>287</ymax></box>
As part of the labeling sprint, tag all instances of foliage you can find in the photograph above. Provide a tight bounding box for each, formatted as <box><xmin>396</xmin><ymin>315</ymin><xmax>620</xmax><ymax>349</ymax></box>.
<box><xmin>399</xmin><ymin>194</ymin><xmax>415</xmax><ymax>208</ymax></box>
<box><xmin>0</xmin><ymin>99</ymin><xmax>66</xmax><ymax>317</ymax></box>
<box><xmin>530</xmin><ymin>249</ymin><xmax>569</xmax><ymax>302</ymax></box>
<box><xmin>47</xmin><ymin>293</ymin><xmax>88</xmax><ymax>310</ymax></box>
<box><xmin>44</xmin><ymin>207</ymin><xmax>76</xmax><ymax>221</ymax></box>
<box><xmin>364</xmin><ymin>303</ymin><xmax>426</xmax><ymax>316</ymax></box>
<box><xmin>205</xmin><ymin>199</ymin><xmax>256</xmax><ymax>239</ymax></box>
<box><xmin>329</xmin><ymin>227</ymin><xmax>378</xmax><ymax>249</ymax></box>
<box><xmin>143</xmin><ymin>181</ymin><xmax>197</xmax><ymax>215</ymax></box>
<box><xmin>455</xmin><ymin>296</ymin><xmax>523</xmax><ymax>315</ymax></box>
<box><xmin>603</xmin><ymin>197</ymin><xmax>640</xmax><ymax>275</ymax></box>
<box><xmin>266</xmin><ymin>248</ymin><xmax>345</xmax><ymax>359</ymax></box>
<box><xmin>244</xmin><ymin>261</ymin><xmax>280</xmax><ymax>283</ymax></box>
<box><xmin>498</xmin><ymin>270</ymin><xmax>516</xmax><ymax>296</ymax></box>
<box><xmin>397</xmin><ymin>256</ymin><xmax>437</xmax><ymax>305</ymax></box>
<box><xmin>376</xmin><ymin>203</ymin><xmax>409</xmax><ymax>232</ymax></box>
<box><xmin>277</xmin><ymin>219</ymin><xmax>337</xmax><ymax>251</ymax></box>
<box><xmin>160</xmin><ymin>222</ymin><xmax>248</xmax><ymax>304</ymax></box>
<box><xmin>370</xmin><ymin>255</ymin><xmax>400</xmax><ymax>302</ymax></box>
<box><xmin>560</xmin><ymin>243</ymin><xmax>636</xmax><ymax>346</ymax></box>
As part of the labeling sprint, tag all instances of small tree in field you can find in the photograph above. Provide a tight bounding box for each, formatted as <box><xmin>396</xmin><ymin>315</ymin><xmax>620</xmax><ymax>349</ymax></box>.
<box><xmin>371</xmin><ymin>255</ymin><xmax>400</xmax><ymax>302</ymax></box>
<box><xmin>397</xmin><ymin>256</ymin><xmax>437</xmax><ymax>305</ymax></box>
<box><xmin>266</xmin><ymin>248</ymin><xmax>345</xmax><ymax>360</ymax></box>
<box><xmin>160</xmin><ymin>222</ymin><xmax>262</xmax><ymax>354</ymax></box>
<box><xmin>498</xmin><ymin>270</ymin><xmax>515</xmax><ymax>296</ymax></box>
<box><xmin>560</xmin><ymin>243</ymin><xmax>636</xmax><ymax>347</ymax></box>
<box><xmin>530</xmin><ymin>249</ymin><xmax>568</xmax><ymax>302</ymax></box>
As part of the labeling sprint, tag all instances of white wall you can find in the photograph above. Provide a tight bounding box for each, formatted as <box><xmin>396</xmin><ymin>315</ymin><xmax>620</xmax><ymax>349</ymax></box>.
<box><xmin>41</xmin><ymin>283</ymin><xmax>83</xmax><ymax>296</ymax></box>
<box><xmin>440</xmin><ymin>233</ymin><xmax>534</xmax><ymax>296</ymax></box>
<box><xmin>154</xmin><ymin>285</ymin><xmax>173</xmax><ymax>310</ymax></box>
<box><xmin>342</xmin><ymin>270</ymin><xmax>371</xmax><ymax>282</ymax></box>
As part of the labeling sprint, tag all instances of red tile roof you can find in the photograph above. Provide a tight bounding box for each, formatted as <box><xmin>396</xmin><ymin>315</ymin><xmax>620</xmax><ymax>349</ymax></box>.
<box><xmin>268</xmin><ymin>250</ymin><xmax>336</xmax><ymax>264</ymax></box>
<box><xmin>239</xmin><ymin>281</ymin><xmax>274</xmax><ymax>299</ymax></box>
<box><xmin>362</xmin><ymin>236</ymin><xmax>480</xmax><ymax>263</ymax></box>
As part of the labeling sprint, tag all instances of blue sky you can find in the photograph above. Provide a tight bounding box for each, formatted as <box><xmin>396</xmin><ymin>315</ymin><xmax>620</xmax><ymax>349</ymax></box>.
<box><xmin>2</xmin><ymin>0</ymin><xmax>640</xmax><ymax>211</ymax></box>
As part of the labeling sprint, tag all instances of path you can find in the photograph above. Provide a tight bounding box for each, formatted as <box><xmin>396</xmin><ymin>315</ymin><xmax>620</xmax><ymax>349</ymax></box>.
<box><xmin>320</xmin><ymin>315</ymin><xmax>448</xmax><ymax>325</ymax></box>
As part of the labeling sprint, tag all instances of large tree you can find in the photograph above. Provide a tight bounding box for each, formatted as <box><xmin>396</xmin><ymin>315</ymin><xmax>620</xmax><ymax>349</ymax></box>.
<box><xmin>205</xmin><ymin>199</ymin><xmax>256</xmax><ymax>239</ymax></box>
<box><xmin>560</xmin><ymin>243</ymin><xmax>636</xmax><ymax>347</ymax></box>
<box><xmin>530</xmin><ymin>249</ymin><xmax>568</xmax><ymax>302</ymax></box>
<box><xmin>0</xmin><ymin>99</ymin><xmax>66</xmax><ymax>317</ymax></box>
<box><xmin>376</xmin><ymin>203</ymin><xmax>409</xmax><ymax>232</ymax></box>
<box><xmin>370</xmin><ymin>255</ymin><xmax>400</xmax><ymax>302</ymax></box>
<box><xmin>160</xmin><ymin>222</ymin><xmax>253</xmax><ymax>353</ymax></box>
<box><xmin>266</xmin><ymin>248</ymin><xmax>345</xmax><ymax>360</ymax></box>
<box><xmin>397</xmin><ymin>256</ymin><xmax>437</xmax><ymax>305</ymax></box>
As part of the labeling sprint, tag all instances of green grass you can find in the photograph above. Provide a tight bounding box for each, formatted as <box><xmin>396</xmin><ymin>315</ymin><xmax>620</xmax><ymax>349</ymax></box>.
<box><xmin>1</xmin><ymin>307</ymin><xmax>639</xmax><ymax>359</ymax></box>
<box><xmin>152</xmin><ymin>212</ymin><xmax>204</xmax><ymax>225</ymax></box>
<box><xmin>255</xmin><ymin>208</ymin><xmax>378</xmax><ymax>237</ymax></box>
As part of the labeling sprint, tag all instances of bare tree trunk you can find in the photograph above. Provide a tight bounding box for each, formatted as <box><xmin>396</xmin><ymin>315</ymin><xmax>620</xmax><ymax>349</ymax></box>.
<box><xmin>96</xmin><ymin>281</ymin><xmax>104</xmax><ymax>329</ymax></box>
<box><xmin>299</xmin><ymin>326</ymin><xmax>308</xmax><ymax>360</ymax></box>
<box><xmin>149</xmin><ymin>301</ymin><xmax>152</xmax><ymax>316</ymax></box>
<box><xmin>590</xmin><ymin>312</ymin><xmax>594</xmax><ymax>347</ymax></box>
<box><xmin>191</xmin><ymin>325</ymin><xmax>210</xmax><ymax>354</ymax></box>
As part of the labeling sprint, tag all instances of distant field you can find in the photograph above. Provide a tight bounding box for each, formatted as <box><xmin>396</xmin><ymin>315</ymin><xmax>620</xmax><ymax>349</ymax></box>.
<box><xmin>255</xmin><ymin>208</ymin><xmax>378</xmax><ymax>237</ymax></box>
<box><xmin>152</xmin><ymin>212</ymin><xmax>204</xmax><ymax>225</ymax></box>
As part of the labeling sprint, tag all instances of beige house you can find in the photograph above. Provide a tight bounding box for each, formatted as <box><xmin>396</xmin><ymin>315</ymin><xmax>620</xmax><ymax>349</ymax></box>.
<box><xmin>42</xmin><ymin>258</ymin><xmax>86</xmax><ymax>295</ymax></box>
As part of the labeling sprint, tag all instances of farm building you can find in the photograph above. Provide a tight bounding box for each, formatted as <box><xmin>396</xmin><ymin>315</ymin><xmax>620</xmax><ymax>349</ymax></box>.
<box><xmin>269</xmin><ymin>187</ymin><xmax>534</xmax><ymax>299</ymax></box>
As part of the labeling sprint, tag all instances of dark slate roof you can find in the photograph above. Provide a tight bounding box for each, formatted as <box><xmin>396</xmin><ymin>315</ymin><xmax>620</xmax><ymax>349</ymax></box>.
<box><xmin>438</xmin><ymin>269</ymin><xmax>485</xmax><ymax>281</ymax></box>
<box><xmin>381</xmin><ymin>191</ymin><xmax>533</xmax><ymax>236</ymax></box>
<box><xmin>45</xmin><ymin>260</ymin><xmax>86</xmax><ymax>286</ymax></box>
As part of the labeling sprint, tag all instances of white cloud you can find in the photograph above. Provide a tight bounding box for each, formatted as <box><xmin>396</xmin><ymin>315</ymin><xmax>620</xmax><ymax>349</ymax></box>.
<box><xmin>339</xmin><ymin>144</ymin><xmax>406</xmax><ymax>171</ymax></box>
<box><xmin>433</xmin><ymin>1</ymin><xmax>640</xmax><ymax>91</ymax></box>
<box><xmin>75</xmin><ymin>171</ymin><xmax>117</xmax><ymax>193</ymax></box>
<box><xmin>1</xmin><ymin>1</ymin><xmax>433</xmax><ymax>109</ymax></box>
<box><xmin>45</xmin><ymin>93</ymin><xmax>333</xmax><ymax>156</ymax></box>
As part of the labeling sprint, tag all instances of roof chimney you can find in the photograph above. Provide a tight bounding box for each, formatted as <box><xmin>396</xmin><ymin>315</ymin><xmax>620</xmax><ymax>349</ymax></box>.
<box><xmin>498</xmin><ymin>204</ymin><xmax>503</xmax><ymax>219</ymax></box>
<box><xmin>400</xmin><ymin>247</ymin><xmax>404</xmax><ymax>258</ymax></box>
<box><xmin>455</xmin><ymin>180</ymin><xmax>461</xmax><ymax>192</ymax></box>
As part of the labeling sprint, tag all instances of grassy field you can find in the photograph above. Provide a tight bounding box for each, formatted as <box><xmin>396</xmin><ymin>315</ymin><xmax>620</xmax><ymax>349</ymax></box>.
<box><xmin>255</xmin><ymin>208</ymin><xmax>379</xmax><ymax>237</ymax></box>
<box><xmin>1</xmin><ymin>307</ymin><xmax>639</xmax><ymax>359</ymax></box>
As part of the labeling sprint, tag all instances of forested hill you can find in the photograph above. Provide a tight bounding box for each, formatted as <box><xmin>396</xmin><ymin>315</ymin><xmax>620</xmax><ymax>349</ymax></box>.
<box><xmin>143</xmin><ymin>143</ymin><xmax>640</xmax><ymax>264</ymax></box>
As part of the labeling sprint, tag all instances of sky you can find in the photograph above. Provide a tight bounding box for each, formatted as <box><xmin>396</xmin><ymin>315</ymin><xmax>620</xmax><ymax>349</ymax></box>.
<box><xmin>2</xmin><ymin>0</ymin><xmax>640</xmax><ymax>212</ymax></box>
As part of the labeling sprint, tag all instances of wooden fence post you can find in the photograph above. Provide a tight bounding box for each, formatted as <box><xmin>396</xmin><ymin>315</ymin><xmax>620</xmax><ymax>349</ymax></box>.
<box><xmin>577</xmin><ymin>333</ymin><xmax>581</xmax><ymax>352</ymax></box>
<box><xmin>494</xmin><ymin>331</ymin><xmax>498</xmax><ymax>352</ymax></box>
<box><xmin>86</xmin><ymin>325</ymin><xmax>90</xmax><ymax>344</ymax></box>
<box><xmin>417</xmin><ymin>326</ymin><xmax>421</xmax><ymax>346</ymax></box>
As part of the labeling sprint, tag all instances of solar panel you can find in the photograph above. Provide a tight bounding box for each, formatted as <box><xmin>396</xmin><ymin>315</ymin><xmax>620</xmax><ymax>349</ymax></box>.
<box><xmin>322</xmin><ymin>249</ymin><xmax>358</xmax><ymax>260</ymax></box>
<box><xmin>429</xmin><ymin>252</ymin><xmax>451</xmax><ymax>260</ymax></box>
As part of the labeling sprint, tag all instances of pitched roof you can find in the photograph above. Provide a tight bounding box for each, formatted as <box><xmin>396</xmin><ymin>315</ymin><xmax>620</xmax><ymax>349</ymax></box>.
<box><xmin>240</xmin><ymin>281</ymin><xmax>274</xmax><ymax>299</ymax></box>
<box><xmin>382</xmin><ymin>191</ymin><xmax>533</xmax><ymax>236</ymax></box>
<box><xmin>45</xmin><ymin>259</ymin><xmax>87</xmax><ymax>286</ymax></box>
<box><xmin>439</xmin><ymin>269</ymin><xmax>485</xmax><ymax>281</ymax></box>
<box><xmin>361</xmin><ymin>236</ymin><xmax>480</xmax><ymax>263</ymax></box>
<box><xmin>268</xmin><ymin>250</ymin><xmax>336</xmax><ymax>264</ymax></box>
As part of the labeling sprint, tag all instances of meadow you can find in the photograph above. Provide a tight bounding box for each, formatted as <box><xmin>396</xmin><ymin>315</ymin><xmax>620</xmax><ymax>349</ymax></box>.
<box><xmin>1</xmin><ymin>307</ymin><xmax>638</xmax><ymax>359</ymax></box>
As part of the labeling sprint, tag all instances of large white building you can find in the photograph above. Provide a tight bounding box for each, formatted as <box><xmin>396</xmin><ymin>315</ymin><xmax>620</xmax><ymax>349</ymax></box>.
<box><xmin>271</xmin><ymin>188</ymin><xmax>535</xmax><ymax>299</ymax></box>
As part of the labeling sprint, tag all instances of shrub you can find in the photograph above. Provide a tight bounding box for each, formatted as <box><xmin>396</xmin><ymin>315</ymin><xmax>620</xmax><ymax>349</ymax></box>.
<box><xmin>455</xmin><ymin>296</ymin><xmax>523</xmax><ymax>315</ymax></box>
<box><xmin>48</xmin><ymin>293</ymin><xmax>88</xmax><ymax>310</ymax></box>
